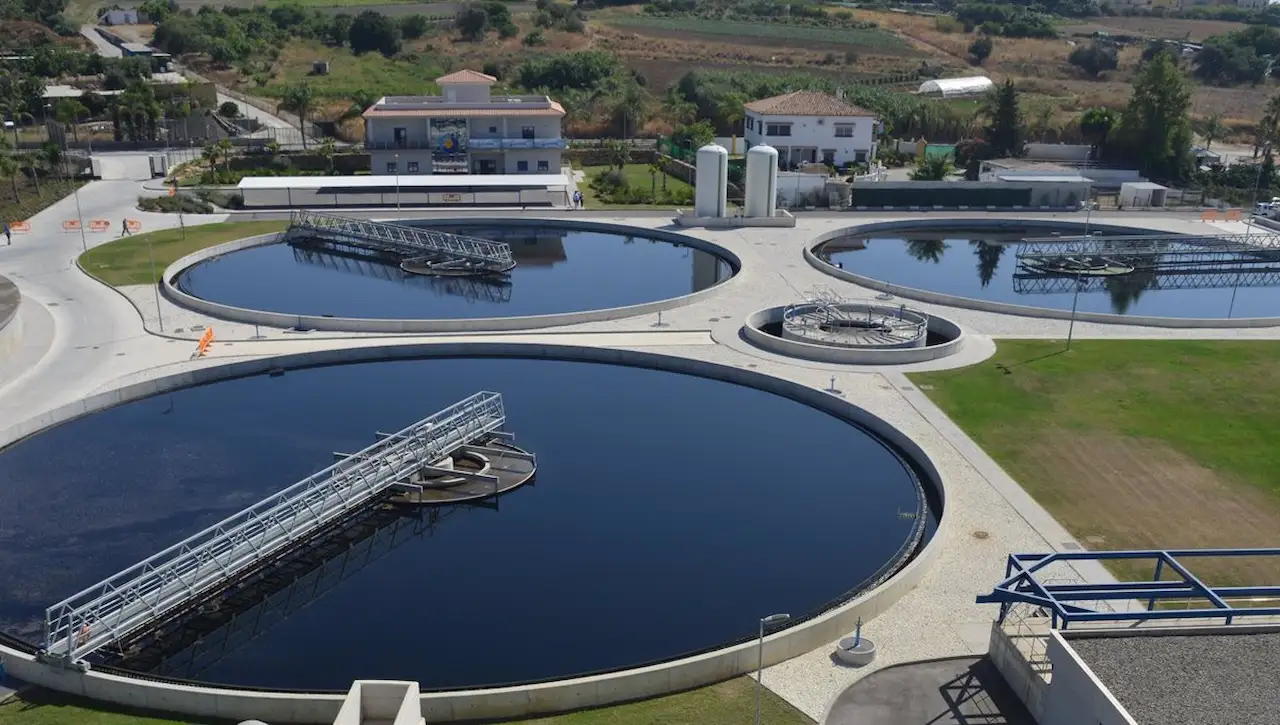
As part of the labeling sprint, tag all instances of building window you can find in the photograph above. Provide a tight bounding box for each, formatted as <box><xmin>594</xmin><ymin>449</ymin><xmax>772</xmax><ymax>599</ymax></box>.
<box><xmin>766</xmin><ymin>123</ymin><xmax>791</xmax><ymax>137</ymax></box>
<box><xmin>522</xmin><ymin>126</ymin><xmax>535</xmax><ymax>139</ymax></box>
<box><xmin>537</xmin><ymin>159</ymin><xmax>549</xmax><ymax>172</ymax></box>
<box><xmin>855</xmin><ymin>151</ymin><xmax>867</xmax><ymax>163</ymax></box>
<box><xmin>407</xmin><ymin>161</ymin><xmax>419</xmax><ymax>173</ymax></box>
<box><xmin>517</xmin><ymin>160</ymin><xmax>529</xmax><ymax>172</ymax></box>
<box><xmin>822</xmin><ymin>149</ymin><xmax>835</xmax><ymax>164</ymax></box>
<box><xmin>393</xmin><ymin>127</ymin><xmax>407</xmax><ymax>145</ymax></box>
<box><xmin>386</xmin><ymin>161</ymin><xmax>398</xmax><ymax>173</ymax></box>
<box><xmin>746</xmin><ymin>116</ymin><xmax>754</xmax><ymax>131</ymax></box>
<box><xmin>489</xmin><ymin>126</ymin><xmax>498</xmax><ymax>133</ymax></box>
<box><xmin>834</xmin><ymin>124</ymin><xmax>855</xmax><ymax>138</ymax></box>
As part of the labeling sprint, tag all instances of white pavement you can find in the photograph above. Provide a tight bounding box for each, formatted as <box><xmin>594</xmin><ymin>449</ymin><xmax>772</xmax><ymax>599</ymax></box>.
<box><xmin>79</xmin><ymin>25</ymin><xmax>122</xmax><ymax>58</ymax></box>
<box><xmin>1</xmin><ymin>196</ymin><xmax>1278</xmax><ymax>722</ymax></box>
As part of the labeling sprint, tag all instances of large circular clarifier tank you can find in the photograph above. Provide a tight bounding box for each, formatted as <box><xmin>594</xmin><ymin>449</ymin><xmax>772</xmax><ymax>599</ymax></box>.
<box><xmin>0</xmin><ymin>356</ymin><xmax>936</xmax><ymax>691</ymax></box>
<box><xmin>170</xmin><ymin>220</ymin><xmax>736</xmax><ymax>327</ymax></box>
<box><xmin>745</xmin><ymin>144</ymin><xmax>778</xmax><ymax>219</ymax></box>
<box><xmin>695</xmin><ymin>143</ymin><xmax>729</xmax><ymax>218</ymax></box>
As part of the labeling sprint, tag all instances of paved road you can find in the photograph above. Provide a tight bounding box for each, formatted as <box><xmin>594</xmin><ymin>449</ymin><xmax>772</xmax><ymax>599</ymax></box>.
<box><xmin>0</xmin><ymin>180</ymin><xmax>228</xmax><ymax>423</ymax></box>
<box><xmin>79</xmin><ymin>25</ymin><xmax>122</xmax><ymax>58</ymax></box>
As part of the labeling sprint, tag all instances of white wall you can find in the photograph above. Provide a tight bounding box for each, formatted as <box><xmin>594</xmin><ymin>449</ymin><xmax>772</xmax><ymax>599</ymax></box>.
<box><xmin>371</xmin><ymin>150</ymin><xmax>433</xmax><ymax>175</ymax></box>
<box><xmin>744</xmin><ymin>111</ymin><xmax>875</xmax><ymax>167</ymax></box>
<box><xmin>1024</xmin><ymin>143</ymin><xmax>1092</xmax><ymax>162</ymax></box>
<box><xmin>440</xmin><ymin>82</ymin><xmax>489</xmax><ymax>103</ymax></box>
<box><xmin>1040</xmin><ymin>633</ymin><xmax>1137</xmax><ymax>725</ymax></box>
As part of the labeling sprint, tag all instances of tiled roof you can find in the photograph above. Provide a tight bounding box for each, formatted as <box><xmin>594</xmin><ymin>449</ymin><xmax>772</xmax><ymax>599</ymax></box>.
<box><xmin>363</xmin><ymin>101</ymin><xmax>565</xmax><ymax>119</ymax></box>
<box><xmin>436</xmin><ymin>69</ymin><xmax>498</xmax><ymax>84</ymax></box>
<box><xmin>744</xmin><ymin>91</ymin><xmax>877</xmax><ymax>118</ymax></box>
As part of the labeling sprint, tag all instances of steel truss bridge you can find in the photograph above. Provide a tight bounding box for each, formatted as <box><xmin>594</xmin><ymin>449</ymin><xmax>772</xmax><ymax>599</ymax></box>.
<box><xmin>43</xmin><ymin>392</ymin><xmax>509</xmax><ymax>665</ymax></box>
<box><xmin>1014</xmin><ymin>233</ymin><xmax>1280</xmax><ymax>294</ymax></box>
<box><xmin>291</xmin><ymin>246</ymin><xmax>514</xmax><ymax>304</ymax></box>
<box><xmin>284</xmin><ymin>210</ymin><xmax>516</xmax><ymax>274</ymax></box>
<box><xmin>115</xmin><ymin>503</ymin><xmax>484</xmax><ymax>679</ymax></box>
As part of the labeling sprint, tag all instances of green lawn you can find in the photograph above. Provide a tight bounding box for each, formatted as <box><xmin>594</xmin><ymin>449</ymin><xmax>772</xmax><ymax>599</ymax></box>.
<box><xmin>604</xmin><ymin>15</ymin><xmax>910</xmax><ymax>52</ymax></box>
<box><xmin>79</xmin><ymin>221</ymin><xmax>287</xmax><ymax>286</ymax></box>
<box><xmin>0</xmin><ymin>678</ymin><xmax>811</xmax><ymax>725</ymax></box>
<box><xmin>580</xmin><ymin>164</ymin><xmax>693</xmax><ymax>208</ymax></box>
<box><xmin>909</xmin><ymin>340</ymin><xmax>1280</xmax><ymax>584</ymax></box>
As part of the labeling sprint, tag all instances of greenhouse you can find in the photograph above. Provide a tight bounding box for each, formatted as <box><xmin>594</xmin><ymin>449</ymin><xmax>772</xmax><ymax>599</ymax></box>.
<box><xmin>917</xmin><ymin>76</ymin><xmax>995</xmax><ymax>99</ymax></box>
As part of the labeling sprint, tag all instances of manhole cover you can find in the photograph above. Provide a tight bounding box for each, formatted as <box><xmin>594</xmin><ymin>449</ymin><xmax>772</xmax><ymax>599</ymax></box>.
<box><xmin>1060</xmin><ymin>542</ymin><xmax>1083</xmax><ymax>551</ymax></box>
<box><xmin>972</xmin><ymin>531</ymin><xmax>989</xmax><ymax>540</ymax></box>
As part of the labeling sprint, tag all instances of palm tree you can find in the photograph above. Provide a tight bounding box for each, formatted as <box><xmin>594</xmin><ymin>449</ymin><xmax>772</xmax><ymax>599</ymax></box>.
<box><xmin>1255</xmin><ymin>94</ymin><xmax>1280</xmax><ymax>157</ymax></box>
<box><xmin>318</xmin><ymin>136</ymin><xmax>338</xmax><ymax>173</ymax></box>
<box><xmin>613</xmin><ymin>83</ymin><xmax>646</xmax><ymax>140</ymax></box>
<box><xmin>216</xmin><ymin>138</ymin><xmax>233</xmax><ymax>172</ymax></box>
<box><xmin>648</xmin><ymin>160</ymin><xmax>662</xmax><ymax>197</ymax></box>
<box><xmin>717</xmin><ymin>94</ymin><xmax>746</xmax><ymax>154</ymax></box>
<box><xmin>661</xmin><ymin>90</ymin><xmax>696</xmax><ymax>125</ymax></box>
<box><xmin>1202</xmin><ymin>113</ymin><xmax>1223</xmax><ymax>153</ymax></box>
<box><xmin>278</xmin><ymin>82</ymin><xmax>316</xmax><ymax>150</ymax></box>
<box><xmin>906</xmin><ymin>239</ymin><xmax>949</xmax><ymax>263</ymax></box>
<box><xmin>41</xmin><ymin>141</ymin><xmax>62</xmax><ymax>182</ymax></box>
<box><xmin>0</xmin><ymin>134</ymin><xmax>21</xmax><ymax>204</ymax></box>
<box><xmin>54</xmin><ymin>99</ymin><xmax>88</xmax><ymax>143</ymax></box>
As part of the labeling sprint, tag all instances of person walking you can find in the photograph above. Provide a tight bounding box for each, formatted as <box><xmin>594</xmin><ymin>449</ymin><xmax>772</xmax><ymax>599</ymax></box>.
<box><xmin>3</xmin><ymin>223</ymin><xmax>10</xmax><ymax>246</ymax></box>
<box><xmin>121</xmin><ymin>218</ymin><xmax>131</xmax><ymax>236</ymax></box>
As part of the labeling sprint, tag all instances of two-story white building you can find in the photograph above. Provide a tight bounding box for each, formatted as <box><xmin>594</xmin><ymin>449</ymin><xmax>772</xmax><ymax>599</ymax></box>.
<box><xmin>743</xmin><ymin>91</ymin><xmax>879</xmax><ymax>169</ymax></box>
<box><xmin>362</xmin><ymin>69</ymin><xmax>566</xmax><ymax>176</ymax></box>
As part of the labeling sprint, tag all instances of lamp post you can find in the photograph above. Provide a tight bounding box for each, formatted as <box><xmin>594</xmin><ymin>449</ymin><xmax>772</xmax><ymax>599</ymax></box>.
<box><xmin>394</xmin><ymin>152</ymin><xmax>401</xmax><ymax>211</ymax></box>
<box><xmin>1066</xmin><ymin>195</ymin><xmax>1095</xmax><ymax>351</ymax></box>
<box><xmin>755</xmin><ymin>613</ymin><xmax>790</xmax><ymax>725</ymax></box>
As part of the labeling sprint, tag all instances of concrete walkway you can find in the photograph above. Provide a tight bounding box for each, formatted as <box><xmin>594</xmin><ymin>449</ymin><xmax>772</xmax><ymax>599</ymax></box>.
<box><xmin>822</xmin><ymin>657</ymin><xmax>1034</xmax><ymax>725</ymax></box>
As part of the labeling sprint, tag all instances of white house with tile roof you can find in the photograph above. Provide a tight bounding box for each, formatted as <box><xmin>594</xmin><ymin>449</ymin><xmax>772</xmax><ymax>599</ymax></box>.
<box><xmin>743</xmin><ymin>90</ymin><xmax>879</xmax><ymax>169</ymax></box>
<box><xmin>362</xmin><ymin>69</ymin><xmax>566</xmax><ymax>176</ymax></box>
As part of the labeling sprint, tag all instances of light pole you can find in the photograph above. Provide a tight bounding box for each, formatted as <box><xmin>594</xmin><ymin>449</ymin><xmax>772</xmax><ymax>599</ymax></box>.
<box><xmin>394</xmin><ymin>152</ymin><xmax>401</xmax><ymax>211</ymax></box>
<box><xmin>71</xmin><ymin>183</ymin><xmax>87</xmax><ymax>253</ymax></box>
<box><xmin>1066</xmin><ymin>196</ymin><xmax>1094</xmax><ymax>351</ymax></box>
<box><xmin>147</xmin><ymin>237</ymin><xmax>164</xmax><ymax>332</ymax></box>
<box><xmin>755</xmin><ymin>613</ymin><xmax>790</xmax><ymax>725</ymax></box>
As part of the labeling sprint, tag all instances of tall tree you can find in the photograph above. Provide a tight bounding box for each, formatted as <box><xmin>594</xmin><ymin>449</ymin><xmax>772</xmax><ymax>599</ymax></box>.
<box><xmin>613</xmin><ymin>83</ymin><xmax>646</xmax><ymax>139</ymax></box>
<box><xmin>982</xmin><ymin>80</ymin><xmax>1024</xmax><ymax>159</ymax></box>
<box><xmin>1113</xmin><ymin>52</ymin><xmax>1193</xmax><ymax>181</ymax></box>
<box><xmin>0</xmin><ymin>134</ymin><xmax>20</xmax><ymax>205</ymax></box>
<box><xmin>278</xmin><ymin>82</ymin><xmax>316</xmax><ymax>150</ymax></box>
<box><xmin>1202</xmin><ymin>114</ymin><xmax>1223</xmax><ymax>153</ymax></box>
<box><xmin>1079</xmin><ymin>107</ymin><xmax>1117</xmax><ymax>157</ymax></box>
<box><xmin>54</xmin><ymin>98</ymin><xmax>88</xmax><ymax>143</ymax></box>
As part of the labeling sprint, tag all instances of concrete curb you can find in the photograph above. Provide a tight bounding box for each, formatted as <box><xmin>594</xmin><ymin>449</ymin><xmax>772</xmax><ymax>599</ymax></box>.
<box><xmin>804</xmin><ymin>219</ymin><xmax>1280</xmax><ymax>329</ymax></box>
<box><xmin>0</xmin><ymin>341</ymin><xmax>949</xmax><ymax>724</ymax></box>
<box><xmin>160</xmin><ymin>219</ymin><xmax>744</xmax><ymax>333</ymax></box>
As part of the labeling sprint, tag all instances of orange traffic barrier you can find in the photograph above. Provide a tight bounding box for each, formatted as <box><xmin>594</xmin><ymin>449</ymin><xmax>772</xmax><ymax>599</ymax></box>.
<box><xmin>195</xmin><ymin>327</ymin><xmax>214</xmax><ymax>357</ymax></box>
<box><xmin>88</xmin><ymin>219</ymin><xmax>111</xmax><ymax>232</ymax></box>
<box><xmin>1224</xmin><ymin>208</ymin><xmax>1243</xmax><ymax>221</ymax></box>
<box><xmin>1200</xmin><ymin>210</ymin><xmax>1219</xmax><ymax>222</ymax></box>
<box><xmin>62</xmin><ymin>220</ymin><xmax>82</xmax><ymax>231</ymax></box>
<box><xmin>8</xmin><ymin>221</ymin><xmax>29</xmax><ymax>233</ymax></box>
<box><xmin>125</xmin><ymin>219</ymin><xmax>143</xmax><ymax>232</ymax></box>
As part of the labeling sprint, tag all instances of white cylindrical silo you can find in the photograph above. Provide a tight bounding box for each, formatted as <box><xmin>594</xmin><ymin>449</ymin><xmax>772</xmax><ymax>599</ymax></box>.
<box><xmin>745</xmin><ymin>144</ymin><xmax>779</xmax><ymax>218</ymax></box>
<box><xmin>694</xmin><ymin>144</ymin><xmax>729</xmax><ymax>218</ymax></box>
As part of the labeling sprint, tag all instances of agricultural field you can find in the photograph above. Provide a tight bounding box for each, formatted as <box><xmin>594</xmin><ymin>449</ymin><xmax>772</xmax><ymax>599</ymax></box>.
<box><xmin>1059</xmin><ymin>15</ymin><xmax>1247</xmax><ymax>41</ymax></box>
<box><xmin>602</xmin><ymin>13</ymin><xmax>918</xmax><ymax>54</ymax></box>
<box><xmin>911</xmin><ymin>340</ymin><xmax>1280</xmax><ymax>586</ymax></box>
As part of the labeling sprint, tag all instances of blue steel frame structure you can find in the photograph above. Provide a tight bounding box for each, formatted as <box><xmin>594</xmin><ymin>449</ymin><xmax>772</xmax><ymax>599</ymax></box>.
<box><xmin>977</xmin><ymin>549</ymin><xmax>1280</xmax><ymax>629</ymax></box>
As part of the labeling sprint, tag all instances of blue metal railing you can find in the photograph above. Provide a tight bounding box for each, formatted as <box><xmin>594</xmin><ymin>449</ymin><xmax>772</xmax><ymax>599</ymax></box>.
<box><xmin>977</xmin><ymin>548</ymin><xmax>1280</xmax><ymax>629</ymax></box>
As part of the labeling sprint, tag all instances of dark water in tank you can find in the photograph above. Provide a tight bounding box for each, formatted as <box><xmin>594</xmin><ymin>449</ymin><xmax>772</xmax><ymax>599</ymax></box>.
<box><xmin>0</xmin><ymin>357</ymin><xmax>930</xmax><ymax>690</ymax></box>
<box><xmin>819</xmin><ymin>225</ymin><xmax>1280</xmax><ymax>319</ymax></box>
<box><xmin>175</xmin><ymin>224</ymin><xmax>734</xmax><ymax>320</ymax></box>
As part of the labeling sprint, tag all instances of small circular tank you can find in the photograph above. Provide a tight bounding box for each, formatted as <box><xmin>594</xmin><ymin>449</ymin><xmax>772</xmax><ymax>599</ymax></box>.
<box><xmin>695</xmin><ymin>144</ymin><xmax>729</xmax><ymax>218</ymax></box>
<box><xmin>745</xmin><ymin>145</ymin><xmax>779</xmax><ymax>219</ymax></box>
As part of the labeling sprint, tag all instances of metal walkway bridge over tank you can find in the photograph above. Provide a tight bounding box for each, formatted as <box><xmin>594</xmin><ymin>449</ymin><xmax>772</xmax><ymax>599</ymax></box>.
<box><xmin>283</xmin><ymin>210</ymin><xmax>517</xmax><ymax>274</ymax></box>
<box><xmin>1014</xmin><ymin>232</ymin><xmax>1280</xmax><ymax>293</ymax></box>
<box><xmin>291</xmin><ymin>246</ymin><xmax>514</xmax><ymax>304</ymax></box>
<box><xmin>42</xmin><ymin>392</ymin><xmax>510</xmax><ymax>665</ymax></box>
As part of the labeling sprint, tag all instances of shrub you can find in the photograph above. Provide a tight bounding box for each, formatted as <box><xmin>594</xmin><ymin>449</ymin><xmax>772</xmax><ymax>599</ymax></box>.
<box><xmin>524</xmin><ymin>29</ymin><xmax>546</xmax><ymax>46</ymax></box>
<box><xmin>498</xmin><ymin>22</ymin><xmax>519</xmax><ymax>39</ymax></box>
<box><xmin>137</xmin><ymin>194</ymin><xmax>215</xmax><ymax>214</ymax></box>
<box><xmin>218</xmin><ymin>101</ymin><xmax>239</xmax><ymax>118</ymax></box>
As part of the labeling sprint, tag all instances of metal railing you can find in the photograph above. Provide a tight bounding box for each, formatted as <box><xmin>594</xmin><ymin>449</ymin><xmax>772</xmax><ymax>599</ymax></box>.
<box><xmin>364</xmin><ymin>138</ymin><xmax>566</xmax><ymax>151</ymax></box>
<box><xmin>1018</xmin><ymin>232</ymin><xmax>1280</xmax><ymax>259</ymax></box>
<box><xmin>43</xmin><ymin>392</ymin><xmax>508</xmax><ymax>664</ymax></box>
<box><xmin>285</xmin><ymin>210</ymin><xmax>516</xmax><ymax>273</ymax></box>
<box><xmin>290</xmin><ymin>246</ymin><xmax>513</xmax><ymax>304</ymax></box>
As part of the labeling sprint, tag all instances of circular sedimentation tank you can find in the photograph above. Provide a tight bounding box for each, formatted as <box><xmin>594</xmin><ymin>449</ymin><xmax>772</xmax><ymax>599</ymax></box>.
<box><xmin>167</xmin><ymin>219</ymin><xmax>736</xmax><ymax>330</ymax></box>
<box><xmin>0</xmin><ymin>355</ymin><xmax>937</xmax><ymax>691</ymax></box>
<box><xmin>742</xmin><ymin>289</ymin><xmax>963</xmax><ymax>364</ymax></box>
<box><xmin>808</xmin><ymin>220</ymin><xmax>1280</xmax><ymax>322</ymax></box>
